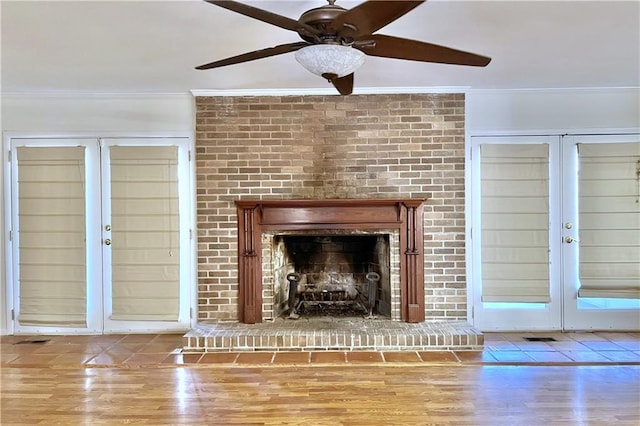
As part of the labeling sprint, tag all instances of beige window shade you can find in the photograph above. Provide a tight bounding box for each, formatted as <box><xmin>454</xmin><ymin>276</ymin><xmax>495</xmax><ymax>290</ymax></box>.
<box><xmin>109</xmin><ymin>146</ymin><xmax>180</xmax><ymax>320</ymax></box>
<box><xmin>17</xmin><ymin>147</ymin><xmax>87</xmax><ymax>326</ymax></box>
<box><xmin>577</xmin><ymin>142</ymin><xmax>640</xmax><ymax>299</ymax></box>
<box><xmin>481</xmin><ymin>144</ymin><xmax>551</xmax><ymax>303</ymax></box>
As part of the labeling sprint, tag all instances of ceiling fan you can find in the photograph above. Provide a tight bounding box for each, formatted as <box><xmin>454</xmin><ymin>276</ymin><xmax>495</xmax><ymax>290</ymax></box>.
<box><xmin>196</xmin><ymin>0</ymin><xmax>491</xmax><ymax>95</ymax></box>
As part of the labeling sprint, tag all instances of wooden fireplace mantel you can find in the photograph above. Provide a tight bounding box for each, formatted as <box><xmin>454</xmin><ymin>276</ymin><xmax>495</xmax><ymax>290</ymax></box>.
<box><xmin>235</xmin><ymin>199</ymin><xmax>426</xmax><ymax>324</ymax></box>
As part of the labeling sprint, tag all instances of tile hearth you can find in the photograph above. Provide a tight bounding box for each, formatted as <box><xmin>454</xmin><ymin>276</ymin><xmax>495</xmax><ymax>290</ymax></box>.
<box><xmin>183</xmin><ymin>319</ymin><xmax>483</xmax><ymax>352</ymax></box>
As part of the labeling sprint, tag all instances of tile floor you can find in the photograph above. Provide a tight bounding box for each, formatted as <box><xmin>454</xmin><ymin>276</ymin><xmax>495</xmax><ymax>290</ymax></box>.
<box><xmin>1</xmin><ymin>331</ymin><xmax>639</xmax><ymax>367</ymax></box>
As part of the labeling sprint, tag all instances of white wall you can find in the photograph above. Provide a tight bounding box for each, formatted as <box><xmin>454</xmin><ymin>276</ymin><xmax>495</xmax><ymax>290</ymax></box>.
<box><xmin>466</xmin><ymin>88</ymin><xmax>640</xmax><ymax>133</ymax></box>
<box><xmin>1</xmin><ymin>93</ymin><xmax>195</xmax><ymax>334</ymax></box>
<box><xmin>2</xmin><ymin>94</ymin><xmax>195</xmax><ymax>134</ymax></box>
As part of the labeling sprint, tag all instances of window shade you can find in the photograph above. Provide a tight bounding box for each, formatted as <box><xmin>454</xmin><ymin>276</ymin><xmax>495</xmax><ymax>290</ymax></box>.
<box><xmin>109</xmin><ymin>146</ymin><xmax>180</xmax><ymax>320</ymax></box>
<box><xmin>17</xmin><ymin>147</ymin><xmax>87</xmax><ymax>326</ymax></box>
<box><xmin>480</xmin><ymin>144</ymin><xmax>551</xmax><ymax>303</ymax></box>
<box><xmin>577</xmin><ymin>142</ymin><xmax>640</xmax><ymax>299</ymax></box>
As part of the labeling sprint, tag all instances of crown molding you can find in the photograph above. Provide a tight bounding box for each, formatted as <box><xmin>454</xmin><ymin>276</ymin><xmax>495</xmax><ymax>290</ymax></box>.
<box><xmin>1</xmin><ymin>91</ymin><xmax>193</xmax><ymax>100</ymax></box>
<box><xmin>3</xmin><ymin>87</ymin><xmax>636</xmax><ymax>100</ymax></box>
<box><xmin>466</xmin><ymin>86</ymin><xmax>640</xmax><ymax>95</ymax></box>
<box><xmin>190</xmin><ymin>86</ymin><xmax>471</xmax><ymax>97</ymax></box>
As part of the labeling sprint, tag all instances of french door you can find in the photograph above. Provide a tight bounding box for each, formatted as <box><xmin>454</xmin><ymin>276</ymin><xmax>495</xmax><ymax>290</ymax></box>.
<box><xmin>7</xmin><ymin>137</ymin><xmax>193</xmax><ymax>334</ymax></box>
<box><xmin>471</xmin><ymin>133</ymin><xmax>640</xmax><ymax>331</ymax></box>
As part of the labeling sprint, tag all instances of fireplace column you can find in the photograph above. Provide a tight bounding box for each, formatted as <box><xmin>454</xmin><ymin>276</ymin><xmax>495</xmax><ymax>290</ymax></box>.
<box><xmin>402</xmin><ymin>201</ymin><xmax>425</xmax><ymax>323</ymax></box>
<box><xmin>237</xmin><ymin>204</ymin><xmax>261</xmax><ymax>323</ymax></box>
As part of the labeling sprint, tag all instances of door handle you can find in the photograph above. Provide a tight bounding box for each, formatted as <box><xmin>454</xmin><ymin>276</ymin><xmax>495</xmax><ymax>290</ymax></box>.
<box><xmin>564</xmin><ymin>236</ymin><xmax>579</xmax><ymax>244</ymax></box>
<box><xmin>104</xmin><ymin>238</ymin><xmax>112</xmax><ymax>246</ymax></box>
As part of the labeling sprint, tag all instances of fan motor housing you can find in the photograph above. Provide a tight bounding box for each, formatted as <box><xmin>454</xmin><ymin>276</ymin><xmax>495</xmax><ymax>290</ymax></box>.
<box><xmin>298</xmin><ymin>4</ymin><xmax>350</xmax><ymax>43</ymax></box>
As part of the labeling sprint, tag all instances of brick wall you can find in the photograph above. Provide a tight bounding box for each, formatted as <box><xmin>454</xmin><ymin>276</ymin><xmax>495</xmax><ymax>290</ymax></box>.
<box><xmin>195</xmin><ymin>93</ymin><xmax>467</xmax><ymax>322</ymax></box>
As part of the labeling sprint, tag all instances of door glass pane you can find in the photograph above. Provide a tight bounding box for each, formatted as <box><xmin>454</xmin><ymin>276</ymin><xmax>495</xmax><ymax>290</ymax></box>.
<box><xmin>16</xmin><ymin>147</ymin><xmax>87</xmax><ymax>326</ymax></box>
<box><xmin>577</xmin><ymin>142</ymin><xmax>640</xmax><ymax>299</ymax></box>
<box><xmin>109</xmin><ymin>146</ymin><xmax>180</xmax><ymax>320</ymax></box>
<box><xmin>480</xmin><ymin>144</ymin><xmax>551</xmax><ymax>303</ymax></box>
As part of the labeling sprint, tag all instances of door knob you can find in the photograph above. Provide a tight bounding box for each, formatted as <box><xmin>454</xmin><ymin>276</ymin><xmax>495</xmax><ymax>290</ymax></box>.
<box><xmin>564</xmin><ymin>236</ymin><xmax>579</xmax><ymax>244</ymax></box>
<box><xmin>104</xmin><ymin>239</ymin><xmax>112</xmax><ymax>246</ymax></box>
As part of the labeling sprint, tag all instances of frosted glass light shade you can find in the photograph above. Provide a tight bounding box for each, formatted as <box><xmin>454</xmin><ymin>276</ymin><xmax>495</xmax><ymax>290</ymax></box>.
<box><xmin>294</xmin><ymin>44</ymin><xmax>365</xmax><ymax>78</ymax></box>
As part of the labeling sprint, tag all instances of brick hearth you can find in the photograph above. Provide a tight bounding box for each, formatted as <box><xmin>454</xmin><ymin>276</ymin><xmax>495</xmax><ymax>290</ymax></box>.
<box><xmin>183</xmin><ymin>319</ymin><xmax>483</xmax><ymax>352</ymax></box>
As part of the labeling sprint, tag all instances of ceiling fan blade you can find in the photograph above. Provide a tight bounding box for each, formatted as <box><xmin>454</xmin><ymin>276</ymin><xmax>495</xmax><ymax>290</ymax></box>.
<box><xmin>322</xmin><ymin>73</ymin><xmax>354</xmax><ymax>96</ymax></box>
<box><xmin>333</xmin><ymin>1</ymin><xmax>425</xmax><ymax>37</ymax></box>
<box><xmin>204</xmin><ymin>0</ymin><xmax>318</xmax><ymax>37</ymax></box>
<box><xmin>357</xmin><ymin>34</ymin><xmax>491</xmax><ymax>67</ymax></box>
<box><xmin>196</xmin><ymin>42</ymin><xmax>309</xmax><ymax>70</ymax></box>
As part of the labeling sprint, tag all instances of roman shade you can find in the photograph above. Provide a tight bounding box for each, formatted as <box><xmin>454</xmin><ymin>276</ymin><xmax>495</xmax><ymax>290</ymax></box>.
<box><xmin>480</xmin><ymin>144</ymin><xmax>551</xmax><ymax>303</ymax></box>
<box><xmin>17</xmin><ymin>147</ymin><xmax>87</xmax><ymax>326</ymax></box>
<box><xmin>109</xmin><ymin>146</ymin><xmax>180</xmax><ymax>320</ymax></box>
<box><xmin>577</xmin><ymin>142</ymin><xmax>640</xmax><ymax>299</ymax></box>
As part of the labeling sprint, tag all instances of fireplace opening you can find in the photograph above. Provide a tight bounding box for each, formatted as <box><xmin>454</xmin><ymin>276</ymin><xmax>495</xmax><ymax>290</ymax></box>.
<box><xmin>271</xmin><ymin>234</ymin><xmax>392</xmax><ymax>320</ymax></box>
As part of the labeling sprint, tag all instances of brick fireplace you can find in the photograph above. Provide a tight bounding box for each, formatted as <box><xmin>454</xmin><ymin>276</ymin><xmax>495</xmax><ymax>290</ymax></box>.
<box><xmin>195</xmin><ymin>93</ymin><xmax>468</xmax><ymax>326</ymax></box>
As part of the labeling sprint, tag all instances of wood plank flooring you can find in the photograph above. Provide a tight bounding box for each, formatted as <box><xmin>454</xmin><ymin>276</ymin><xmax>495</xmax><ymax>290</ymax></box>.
<box><xmin>1</xmin><ymin>332</ymin><xmax>639</xmax><ymax>424</ymax></box>
<box><xmin>2</xmin><ymin>365</ymin><xmax>639</xmax><ymax>425</ymax></box>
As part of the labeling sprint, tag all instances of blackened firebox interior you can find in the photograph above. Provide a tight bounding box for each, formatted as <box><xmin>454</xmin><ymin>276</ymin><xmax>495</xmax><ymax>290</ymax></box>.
<box><xmin>272</xmin><ymin>234</ymin><xmax>391</xmax><ymax>319</ymax></box>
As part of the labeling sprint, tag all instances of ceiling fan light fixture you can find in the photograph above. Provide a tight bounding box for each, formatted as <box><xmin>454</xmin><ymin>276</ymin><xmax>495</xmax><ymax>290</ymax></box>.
<box><xmin>294</xmin><ymin>44</ymin><xmax>365</xmax><ymax>78</ymax></box>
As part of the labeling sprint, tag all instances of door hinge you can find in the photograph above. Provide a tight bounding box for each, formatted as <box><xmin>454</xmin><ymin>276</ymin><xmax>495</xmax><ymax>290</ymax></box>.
<box><xmin>190</xmin><ymin>308</ymin><xmax>194</xmax><ymax>319</ymax></box>
<box><xmin>7</xmin><ymin>150</ymin><xmax>11</xmax><ymax>162</ymax></box>
<box><xmin>189</xmin><ymin>229</ymin><xmax>193</xmax><ymax>240</ymax></box>
<box><xmin>11</xmin><ymin>309</ymin><xmax>15</xmax><ymax>320</ymax></box>
<box><xmin>471</xmin><ymin>306</ymin><xmax>474</xmax><ymax>319</ymax></box>
<box><xmin>188</xmin><ymin>150</ymin><xmax>192</xmax><ymax>161</ymax></box>
<box><xmin>9</xmin><ymin>230</ymin><xmax>12</xmax><ymax>242</ymax></box>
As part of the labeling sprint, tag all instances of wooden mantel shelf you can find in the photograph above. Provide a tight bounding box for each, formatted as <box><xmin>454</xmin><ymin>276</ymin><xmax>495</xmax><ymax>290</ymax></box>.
<box><xmin>235</xmin><ymin>199</ymin><xmax>426</xmax><ymax>324</ymax></box>
<box><xmin>236</xmin><ymin>198</ymin><xmax>425</xmax><ymax>229</ymax></box>
<box><xmin>235</xmin><ymin>199</ymin><xmax>425</xmax><ymax>207</ymax></box>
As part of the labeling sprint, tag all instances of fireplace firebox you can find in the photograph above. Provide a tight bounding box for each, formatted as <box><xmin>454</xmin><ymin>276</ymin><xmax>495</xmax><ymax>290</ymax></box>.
<box><xmin>270</xmin><ymin>233</ymin><xmax>391</xmax><ymax>320</ymax></box>
<box><xmin>235</xmin><ymin>199</ymin><xmax>425</xmax><ymax>324</ymax></box>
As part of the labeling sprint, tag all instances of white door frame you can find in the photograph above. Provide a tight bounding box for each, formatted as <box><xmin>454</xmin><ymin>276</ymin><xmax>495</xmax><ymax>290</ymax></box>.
<box><xmin>100</xmin><ymin>137</ymin><xmax>193</xmax><ymax>333</ymax></box>
<box><xmin>468</xmin><ymin>130</ymin><xmax>640</xmax><ymax>331</ymax></box>
<box><xmin>561</xmin><ymin>133</ymin><xmax>640</xmax><ymax>330</ymax></box>
<box><xmin>3</xmin><ymin>133</ymin><xmax>196</xmax><ymax>335</ymax></box>
<box><xmin>468</xmin><ymin>135</ymin><xmax>563</xmax><ymax>331</ymax></box>
<box><xmin>6</xmin><ymin>137</ymin><xmax>103</xmax><ymax>334</ymax></box>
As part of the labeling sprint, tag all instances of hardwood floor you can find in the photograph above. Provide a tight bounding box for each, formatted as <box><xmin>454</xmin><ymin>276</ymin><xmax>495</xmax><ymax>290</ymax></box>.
<box><xmin>1</xmin><ymin>364</ymin><xmax>639</xmax><ymax>424</ymax></box>
<box><xmin>1</xmin><ymin>332</ymin><xmax>639</xmax><ymax>424</ymax></box>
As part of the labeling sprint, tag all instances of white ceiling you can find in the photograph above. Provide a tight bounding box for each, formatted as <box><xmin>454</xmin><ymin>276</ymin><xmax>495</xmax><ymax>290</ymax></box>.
<box><xmin>2</xmin><ymin>0</ymin><xmax>639</xmax><ymax>95</ymax></box>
